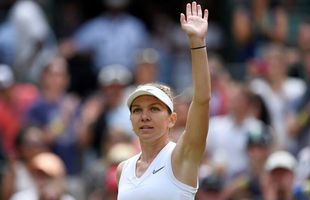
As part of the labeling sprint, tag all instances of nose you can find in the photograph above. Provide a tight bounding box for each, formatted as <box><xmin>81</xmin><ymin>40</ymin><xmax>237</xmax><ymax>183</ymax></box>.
<box><xmin>140</xmin><ymin>110</ymin><xmax>151</xmax><ymax>122</ymax></box>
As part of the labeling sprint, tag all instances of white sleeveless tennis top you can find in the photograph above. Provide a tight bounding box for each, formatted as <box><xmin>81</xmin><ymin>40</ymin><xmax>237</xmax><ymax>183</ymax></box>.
<box><xmin>117</xmin><ymin>141</ymin><xmax>198</xmax><ymax>200</ymax></box>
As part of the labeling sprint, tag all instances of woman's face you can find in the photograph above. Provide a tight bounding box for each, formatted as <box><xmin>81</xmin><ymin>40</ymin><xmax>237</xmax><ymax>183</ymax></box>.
<box><xmin>130</xmin><ymin>95</ymin><xmax>175</xmax><ymax>143</ymax></box>
<box><xmin>264</xmin><ymin>49</ymin><xmax>287</xmax><ymax>79</ymax></box>
<box><xmin>42</xmin><ymin>59</ymin><xmax>69</xmax><ymax>93</ymax></box>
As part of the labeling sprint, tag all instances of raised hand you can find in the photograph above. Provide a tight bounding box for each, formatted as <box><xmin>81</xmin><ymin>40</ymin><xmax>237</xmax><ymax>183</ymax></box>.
<box><xmin>180</xmin><ymin>1</ymin><xmax>209</xmax><ymax>40</ymax></box>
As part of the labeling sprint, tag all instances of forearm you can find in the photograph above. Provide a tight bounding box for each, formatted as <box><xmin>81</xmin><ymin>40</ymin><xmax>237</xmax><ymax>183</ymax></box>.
<box><xmin>189</xmin><ymin>37</ymin><xmax>211</xmax><ymax>103</ymax></box>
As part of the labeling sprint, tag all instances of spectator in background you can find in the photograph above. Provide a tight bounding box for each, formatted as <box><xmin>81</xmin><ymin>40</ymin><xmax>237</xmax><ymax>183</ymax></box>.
<box><xmin>149</xmin><ymin>3</ymin><xmax>224</xmax><ymax>92</ymax></box>
<box><xmin>222</xmin><ymin>1</ymin><xmax>255</xmax><ymax>80</ymax></box>
<box><xmin>170</xmin><ymin>87</ymin><xmax>192</xmax><ymax>143</ymax></box>
<box><xmin>94</xmin><ymin>63</ymin><xmax>133</xmax><ymax>139</ymax></box>
<box><xmin>80</xmin><ymin>132</ymin><xmax>136</xmax><ymax>199</ymax></box>
<box><xmin>230</xmin><ymin>5</ymin><xmax>256</xmax><ymax>63</ymax></box>
<box><xmin>1</xmin><ymin>126</ymin><xmax>48</xmax><ymax>200</ymax></box>
<box><xmin>168</xmin><ymin>52</ymin><xmax>231</xmax><ymax>143</ymax></box>
<box><xmin>224</xmin><ymin>0</ymin><xmax>293</xmax><ymax>80</ymax></box>
<box><xmin>208</xmin><ymin>52</ymin><xmax>230</xmax><ymax>117</ymax></box>
<box><xmin>287</xmin><ymin>51</ymin><xmax>310</xmax><ymax>155</ymax></box>
<box><xmin>299</xmin><ymin>21</ymin><xmax>310</xmax><ymax>80</ymax></box>
<box><xmin>249</xmin><ymin>93</ymin><xmax>272</xmax><ymax>126</ymax></box>
<box><xmin>206</xmin><ymin>82</ymin><xmax>265</xmax><ymax>184</ymax></box>
<box><xmin>285</xmin><ymin>19</ymin><xmax>310</xmax><ymax>155</ymax></box>
<box><xmin>102</xmin><ymin>143</ymin><xmax>135</xmax><ymax>200</ymax></box>
<box><xmin>221</xmin><ymin>122</ymin><xmax>273</xmax><ymax>200</ymax></box>
<box><xmin>262</xmin><ymin>150</ymin><xmax>297</xmax><ymax>200</ymax></box>
<box><xmin>131</xmin><ymin>48</ymin><xmax>159</xmax><ymax>86</ymax></box>
<box><xmin>10</xmin><ymin>152</ymin><xmax>75</xmax><ymax>200</ymax></box>
<box><xmin>124</xmin><ymin>48</ymin><xmax>161</xmax><ymax>110</ymax></box>
<box><xmin>298</xmin><ymin>19</ymin><xmax>310</xmax><ymax>57</ymax></box>
<box><xmin>249</xmin><ymin>43</ymin><xmax>306</xmax><ymax>151</ymax></box>
<box><xmin>196</xmin><ymin>173</ymin><xmax>224</xmax><ymax>200</ymax></box>
<box><xmin>59</xmin><ymin>0</ymin><xmax>149</xmax><ymax>73</ymax></box>
<box><xmin>294</xmin><ymin>146</ymin><xmax>310</xmax><ymax>199</ymax></box>
<box><xmin>251</xmin><ymin>0</ymin><xmax>289</xmax><ymax>44</ymax></box>
<box><xmin>77</xmin><ymin>64</ymin><xmax>133</xmax><ymax>169</ymax></box>
<box><xmin>8</xmin><ymin>0</ymin><xmax>58</xmax><ymax>83</ymax></box>
<box><xmin>148</xmin><ymin>9</ymin><xmax>188</xmax><ymax>90</ymax></box>
<box><xmin>25</xmin><ymin>56</ymin><xmax>83</xmax><ymax>199</ymax></box>
<box><xmin>0</xmin><ymin>64</ymin><xmax>38</xmax><ymax>157</ymax></box>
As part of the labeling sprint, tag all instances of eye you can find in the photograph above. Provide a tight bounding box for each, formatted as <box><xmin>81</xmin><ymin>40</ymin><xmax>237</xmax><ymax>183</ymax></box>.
<box><xmin>132</xmin><ymin>107</ymin><xmax>142</xmax><ymax>114</ymax></box>
<box><xmin>150</xmin><ymin>106</ymin><xmax>160</xmax><ymax>112</ymax></box>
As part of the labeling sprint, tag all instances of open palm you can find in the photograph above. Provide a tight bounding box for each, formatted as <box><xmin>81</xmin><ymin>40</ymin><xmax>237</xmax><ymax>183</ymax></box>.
<box><xmin>180</xmin><ymin>1</ymin><xmax>209</xmax><ymax>39</ymax></box>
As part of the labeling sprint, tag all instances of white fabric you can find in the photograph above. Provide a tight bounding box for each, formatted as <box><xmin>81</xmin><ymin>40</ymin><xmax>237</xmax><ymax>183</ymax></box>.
<box><xmin>10</xmin><ymin>162</ymin><xmax>75</xmax><ymax>200</ymax></box>
<box><xmin>9</xmin><ymin>0</ymin><xmax>58</xmax><ymax>83</ymax></box>
<box><xmin>249</xmin><ymin>78</ymin><xmax>306</xmax><ymax>149</ymax></box>
<box><xmin>295</xmin><ymin>147</ymin><xmax>310</xmax><ymax>184</ymax></box>
<box><xmin>0</xmin><ymin>64</ymin><xmax>14</xmax><ymax>88</ymax></box>
<box><xmin>73</xmin><ymin>13</ymin><xmax>148</xmax><ymax>71</ymax></box>
<box><xmin>127</xmin><ymin>85</ymin><xmax>174</xmax><ymax>112</ymax></box>
<box><xmin>264</xmin><ymin>151</ymin><xmax>296</xmax><ymax>171</ymax></box>
<box><xmin>206</xmin><ymin>115</ymin><xmax>261</xmax><ymax>183</ymax></box>
<box><xmin>10</xmin><ymin>188</ymin><xmax>75</xmax><ymax>200</ymax></box>
<box><xmin>10</xmin><ymin>188</ymin><xmax>38</xmax><ymax>200</ymax></box>
<box><xmin>118</xmin><ymin>142</ymin><xmax>197</xmax><ymax>200</ymax></box>
<box><xmin>10</xmin><ymin>0</ymin><xmax>48</xmax><ymax>40</ymax></box>
<box><xmin>13</xmin><ymin>161</ymin><xmax>36</xmax><ymax>193</ymax></box>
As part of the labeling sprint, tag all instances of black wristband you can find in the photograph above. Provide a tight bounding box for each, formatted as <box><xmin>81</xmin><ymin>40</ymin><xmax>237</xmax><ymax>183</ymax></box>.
<box><xmin>190</xmin><ymin>45</ymin><xmax>206</xmax><ymax>50</ymax></box>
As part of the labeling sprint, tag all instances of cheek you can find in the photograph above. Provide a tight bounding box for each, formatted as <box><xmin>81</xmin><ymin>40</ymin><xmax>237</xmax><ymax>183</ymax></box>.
<box><xmin>161</xmin><ymin>116</ymin><xmax>174</xmax><ymax>130</ymax></box>
<box><xmin>130</xmin><ymin>115</ymin><xmax>145</xmax><ymax>132</ymax></box>
<box><xmin>130</xmin><ymin>115</ymin><xmax>137</xmax><ymax>127</ymax></box>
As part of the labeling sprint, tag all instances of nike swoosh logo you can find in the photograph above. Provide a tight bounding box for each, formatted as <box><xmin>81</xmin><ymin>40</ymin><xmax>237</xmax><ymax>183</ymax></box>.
<box><xmin>152</xmin><ymin>166</ymin><xmax>165</xmax><ymax>174</ymax></box>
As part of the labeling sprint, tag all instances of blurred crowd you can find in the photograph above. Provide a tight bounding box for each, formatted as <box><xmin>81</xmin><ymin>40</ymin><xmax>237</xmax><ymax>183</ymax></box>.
<box><xmin>0</xmin><ymin>0</ymin><xmax>309</xmax><ymax>199</ymax></box>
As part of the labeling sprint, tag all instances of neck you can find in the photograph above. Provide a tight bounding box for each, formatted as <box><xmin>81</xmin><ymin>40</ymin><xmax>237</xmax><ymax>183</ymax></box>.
<box><xmin>268</xmin><ymin>76</ymin><xmax>284</xmax><ymax>91</ymax></box>
<box><xmin>139</xmin><ymin>138</ymin><xmax>169</xmax><ymax>163</ymax></box>
<box><xmin>232</xmin><ymin>111</ymin><xmax>249</xmax><ymax>126</ymax></box>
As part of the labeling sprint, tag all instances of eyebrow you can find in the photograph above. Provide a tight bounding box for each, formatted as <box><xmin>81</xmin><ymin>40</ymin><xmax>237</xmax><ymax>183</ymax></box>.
<box><xmin>131</xmin><ymin>102</ymin><xmax>164</xmax><ymax>108</ymax></box>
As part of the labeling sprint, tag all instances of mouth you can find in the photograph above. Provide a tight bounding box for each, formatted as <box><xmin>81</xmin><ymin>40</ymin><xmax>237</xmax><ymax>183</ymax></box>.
<box><xmin>139</xmin><ymin>125</ymin><xmax>154</xmax><ymax>130</ymax></box>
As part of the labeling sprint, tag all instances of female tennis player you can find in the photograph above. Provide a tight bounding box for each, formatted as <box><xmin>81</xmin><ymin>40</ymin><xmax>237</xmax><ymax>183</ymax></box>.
<box><xmin>117</xmin><ymin>1</ymin><xmax>210</xmax><ymax>199</ymax></box>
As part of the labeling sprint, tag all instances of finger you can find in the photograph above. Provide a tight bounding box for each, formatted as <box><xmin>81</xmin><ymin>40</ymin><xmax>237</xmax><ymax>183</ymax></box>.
<box><xmin>192</xmin><ymin>1</ymin><xmax>197</xmax><ymax>16</ymax></box>
<box><xmin>197</xmin><ymin>4</ymin><xmax>202</xmax><ymax>17</ymax></box>
<box><xmin>203</xmin><ymin>9</ymin><xmax>209</xmax><ymax>20</ymax></box>
<box><xmin>180</xmin><ymin>13</ymin><xmax>186</xmax><ymax>25</ymax></box>
<box><xmin>186</xmin><ymin>3</ymin><xmax>191</xmax><ymax>17</ymax></box>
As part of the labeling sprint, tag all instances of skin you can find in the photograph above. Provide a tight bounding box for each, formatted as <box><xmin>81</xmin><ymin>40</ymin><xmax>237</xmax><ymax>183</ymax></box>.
<box><xmin>117</xmin><ymin>1</ymin><xmax>210</xmax><ymax>188</ymax></box>
<box><xmin>40</xmin><ymin>57</ymin><xmax>69</xmax><ymax>102</ymax></box>
<box><xmin>262</xmin><ymin>168</ymin><xmax>295</xmax><ymax>200</ymax></box>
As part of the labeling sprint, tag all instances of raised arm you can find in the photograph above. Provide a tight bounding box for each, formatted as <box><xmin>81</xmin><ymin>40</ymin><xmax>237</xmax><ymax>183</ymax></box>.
<box><xmin>172</xmin><ymin>1</ymin><xmax>211</xmax><ymax>187</ymax></box>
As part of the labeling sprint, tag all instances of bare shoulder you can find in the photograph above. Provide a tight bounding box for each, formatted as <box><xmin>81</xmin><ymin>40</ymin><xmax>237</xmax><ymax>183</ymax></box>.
<box><xmin>116</xmin><ymin>161</ymin><xmax>126</xmax><ymax>185</ymax></box>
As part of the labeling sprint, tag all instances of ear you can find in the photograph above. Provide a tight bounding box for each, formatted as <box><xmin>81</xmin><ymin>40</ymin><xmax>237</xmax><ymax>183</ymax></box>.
<box><xmin>168</xmin><ymin>112</ymin><xmax>177</xmax><ymax>128</ymax></box>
